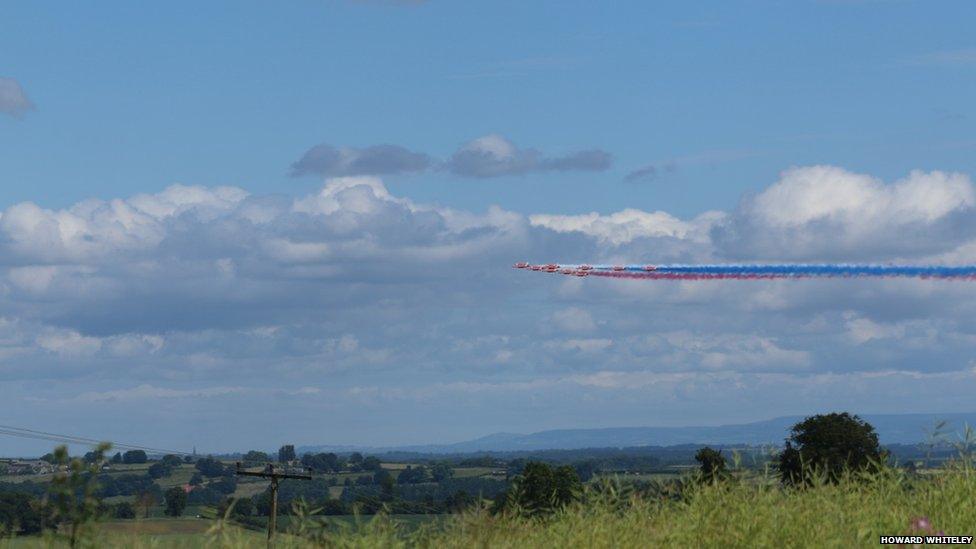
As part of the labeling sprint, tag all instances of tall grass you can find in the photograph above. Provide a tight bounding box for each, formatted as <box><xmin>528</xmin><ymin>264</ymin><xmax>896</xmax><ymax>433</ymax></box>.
<box><xmin>6</xmin><ymin>458</ymin><xmax>975</xmax><ymax>548</ymax></box>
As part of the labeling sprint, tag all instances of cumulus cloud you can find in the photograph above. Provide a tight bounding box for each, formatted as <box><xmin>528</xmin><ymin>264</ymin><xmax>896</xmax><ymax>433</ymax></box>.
<box><xmin>5</xmin><ymin>165</ymin><xmax>976</xmax><ymax>451</ymax></box>
<box><xmin>713</xmin><ymin>166</ymin><xmax>976</xmax><ymax>260</ymax></box>
<box><xmin>530</xmin><ymin>209</ymin><xmax>724</xmax><ymax>246</ymax></box>
<box><xmin>0</xmin><ymin>77</ymin><xmax>34</xmax><ymax>118</ymax></box>
<box><xmin>446</xmin><ymin>134</ymin><xmax>612</xmax><ymax>178</ymax></box>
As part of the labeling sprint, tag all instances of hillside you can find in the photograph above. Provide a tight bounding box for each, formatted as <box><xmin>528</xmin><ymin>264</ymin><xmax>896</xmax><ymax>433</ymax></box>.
<box><xmin>300</xmin><ymin>412</ymin><xmax>976</xmax><ymax>454</ymax></box>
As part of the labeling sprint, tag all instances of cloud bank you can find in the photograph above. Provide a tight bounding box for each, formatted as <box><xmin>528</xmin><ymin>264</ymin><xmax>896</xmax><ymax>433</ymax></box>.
<box><xmin>5</xmin><ymin>164</ymin><xmax>976</xmax><ymax>452</ymax></box>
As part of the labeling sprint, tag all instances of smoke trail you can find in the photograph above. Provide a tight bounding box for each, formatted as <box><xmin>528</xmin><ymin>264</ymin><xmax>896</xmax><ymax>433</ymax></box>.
<box><xmin>513</xmin><ymin>263</ymin><xmax>976</xmax><ymax>280</ymax></box>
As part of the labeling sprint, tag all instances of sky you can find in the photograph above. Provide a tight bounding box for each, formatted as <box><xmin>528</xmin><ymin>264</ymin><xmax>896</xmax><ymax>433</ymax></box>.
<box><xmin>2</xmin><ymin>0</ymin><xmax>976</xmax><ymax>455</ymax></box>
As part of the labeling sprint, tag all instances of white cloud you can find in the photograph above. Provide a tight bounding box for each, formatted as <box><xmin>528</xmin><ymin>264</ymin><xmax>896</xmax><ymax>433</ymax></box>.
<box><xmin>530</xmin><ymin>209</ymin><xmax>723</xmax><ymax>246</ymax></box>
<box><xmin>715</xmin><ymin>166</ymin><xmax>975</xmax><ymax>259</ymax></box>
<box><xmin>3</xmin><ymin>166</ymin><xmax>976</xmax><ymax>452</ymax></box>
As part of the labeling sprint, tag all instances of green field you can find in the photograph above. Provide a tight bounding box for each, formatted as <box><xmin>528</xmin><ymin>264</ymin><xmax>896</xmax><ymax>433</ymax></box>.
<box><xmin>5</xmin><ymin>461</ymin><xmax>975</xmax><ymax>548</ymax></box>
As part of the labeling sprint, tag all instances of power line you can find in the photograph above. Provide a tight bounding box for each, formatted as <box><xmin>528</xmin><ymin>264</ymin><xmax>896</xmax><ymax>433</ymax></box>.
<box><xmin>0</xmin><ymin>424</ymin><xmax>189</xmax><ymax>456</ymax></box>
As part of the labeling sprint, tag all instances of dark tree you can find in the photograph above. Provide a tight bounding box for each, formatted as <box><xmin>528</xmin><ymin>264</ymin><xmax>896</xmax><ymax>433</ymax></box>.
<box><xmin>502</xmin><ymin>461</ymin><xmax>581</xmax><ymax>516</ymax></box>
<box><xmin>122</xmin><ymin>450</ymin><xmax>148</xmax><ymax>464</ymax></box>
<box><xmin>778</xmin><ymin>412</ymin><xmax>884</xmax><ymax>485</ymax></box>
<box><xmin>430</xmin><ymin>463</ymin><xmax>454</xmax><ymax>482</ymax></box>
<box><xmin>361</xmin><ymin>456</ymin><xmax>382</xmax><ymax>472</ymax></box>
<box><xmin>0</xmin><ymin>492</ymin><xmax>47</xmax><ymax>534</ymax></box>
<box><xmin>110</xmin><ymin>452</ymin><xmax>122</xmax><ymax>464</ymax></box>
<box><xmin>164</xmin><ymin>487</ymin><xmax>188</xmax><ymax>517</ymax></box>
<box><xmin>445</xmin><ymin>490</ymin><xmax>476</xmax><ymax>512</ymax></box>
<box><xmin>373</xmin><ymin>469</ymin><xmax>394</xmax><ymax>487</ymax></box>
<box><xmin>210</xmin><ymin>478</ymin><xmax>238</xmax><ymax>495</ymax></box>
<box><xmin>695</xmin><ymin>447</ymin><xmax>729</xmax><ymax>483</ymax></box>
<box><xmin>218</xmin><ymin>497</ymin><xmax>253</xmax><ymax>518</ymax></box>
<box><xmin>194</xmin><ymin>457</ymin><xmax>227</xmax><ymax>478</ymax></box>
<box><xmin>113</xmin><ymin>502</ymin><xmax>136</xmax><ymax>519</ymax></box>
<box><xmin>161</xmin><ymin>455</ymin><xmax>183</xmax><ymax>468</ymax></box>
<box><xmin>301</xmin><ymin>452</ymin><xmax>340</xmax><ymax>473</ymax></box>
<box><xmin>147</xmin><ymin>462</ymin><xmax>172</xmax><ymax>479</ymax></box>
<box><xmin>397</xmin><ymin>465</ymin><xmax>429</xmax><ymax>484</ymax></box>
<box><xmin>243</xmin><ymin>450</ymin><xmax>269</xmax><ymax>464</ymax></box>
<box><xmin>278</xmin><ymin>445</ymin><xmax>296</xmax><ymax>464</ymax></box>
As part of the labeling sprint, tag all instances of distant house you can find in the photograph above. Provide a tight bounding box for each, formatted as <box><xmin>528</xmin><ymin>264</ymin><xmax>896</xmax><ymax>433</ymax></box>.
<box><xmin>1</xmin><ymin>460</ymin><xmax>54</xmax><ymax>475</ymax></box>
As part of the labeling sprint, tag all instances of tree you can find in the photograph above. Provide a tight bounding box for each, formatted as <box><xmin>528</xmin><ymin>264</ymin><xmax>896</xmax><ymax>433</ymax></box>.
<box><xmin>501</xmin><ymin>461</ymin><xmax>581</xmax><ymax>516</ymax></box>
<box><xmin>122</xmin><ymin>450</ymin><xmax>148</xmax><ymax>464</ymax></box>
<box><xmin>430</xmin><ymin>463</ymin><xmax>454</xmax><ymax>482</ymax></box>
<box><xmin>113</xmin><ymin>502</ymin><xmax>136</xmax><ymax>519</ymax></box>
<box><xmin>397</xmin><ymin>465</ymin><xmax>429</xmax><ymax>484</ymax></box>
<box><xmin>778</xmin><ymin>412</ymin><xmax>884</xmax><ymax>485</ymax></box>
<box><xmin>210</xmin><ymin>477</ymin><xmax>238</xmax><ymax>495</ymax></box>
<box><xmin>695</xmin><ymin>447</ymin><xmax>729</xmax><ymax>483</ymax></box>
<box><xmin>147</xmin><ymin>462</ymin><xmax>172</xmax><ymax>479</ymax></box>
<box><xmin>373</xmin><ymin>469</ymin><xmax>394</xmax><ymax>487</ymax></box>
<box><xmin>160</xmin><ymin>454</ymin><xmax>183</xmax><ymax>468</ymax></box>
<box><xmin>164</xmin><ymin>487</ymin><xmax>188</xmax><ymax>517</ymax></box>
<box><xmin>243</xmin><ymin>450</ymin><xmax>269</xmax><ymax>464</ymax></box>
<box><xmin>0</xmin><ymin>492</ymin><xmax>48</xmax><ymax>535</ymax></box>
<box><xmin>301</xmin><ymin>452</ymin><xmax>340</xmax><ymax>473</ymax></box>
<box><xmin>218</xmin><ymin>497</ymin><xmax>253</xmax><ymax>518</ymax></box>
<box><xmin>278</xmin><ymin>445</ymin><xmax>296</xmax><ymax>464</ymax></box>
<box><xmin>194</xmin><ymin>456</ymin><xmax>227</xmax><ymax>478</ymax></box>
<box><xmin>110</xmin><ymin>452</ymin><xmax>123</xmax><ymax>464</ymax></box>
<box><xmin>361</xmin><ymin>456</ymin><xmax>382</xmax><ymax>472</ymax></box>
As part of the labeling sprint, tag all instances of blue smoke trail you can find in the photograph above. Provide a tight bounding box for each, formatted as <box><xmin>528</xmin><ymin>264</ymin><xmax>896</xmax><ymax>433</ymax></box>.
<box><xmin>515</xmin><ymin>263</ymin><xmax>976</xmax><ymax>279</ymax></box>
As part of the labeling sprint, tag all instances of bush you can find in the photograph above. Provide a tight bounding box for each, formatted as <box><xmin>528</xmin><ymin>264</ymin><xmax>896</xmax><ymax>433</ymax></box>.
<box><xmin>122</xmin><ymin>450</ymin><xmax>148</xmax><ymax>464</ymax></box>
<box><xmin>0</xmin><ymin>492</ymin><xmax>47</xmax><ymax>534</ymax></box>
<box><xmin>194</xmin><ymin>457</ymin><xmax>227</xmax><ymax>478</ymax></box>
<box><xmin>113</xmin><ymin>502</ymin><xmax>136</xmax><ymax>519</ymax></box>
<box><xmin>147</xmin><ymin>462</ymin><xmax>172</xmax><ymax>479</ymax></box>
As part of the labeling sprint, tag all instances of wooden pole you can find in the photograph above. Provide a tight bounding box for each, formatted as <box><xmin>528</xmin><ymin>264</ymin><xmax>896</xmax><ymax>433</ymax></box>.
<box><xmin>268</xmin><ymin>474</ymin><xmax>278</xmax><ymax>547</ymax></box>
<box><xmin>234</xmin><ymin>462</ymin><xmax>311</xmax><ymax>549</ymax></box>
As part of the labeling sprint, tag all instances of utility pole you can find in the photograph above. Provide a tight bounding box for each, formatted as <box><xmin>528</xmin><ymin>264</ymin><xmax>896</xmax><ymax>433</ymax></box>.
<box><xmin>236</xmin><ymin>462</ymin><xmax>311</xmax><ymax>547</ymax></box>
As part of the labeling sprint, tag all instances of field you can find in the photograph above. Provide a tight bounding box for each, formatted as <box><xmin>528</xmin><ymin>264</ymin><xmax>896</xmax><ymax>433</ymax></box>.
<box><xmin>4</xmin><ymin>461</ymin><xmax>974</xmax><ymax>548</ymax></box>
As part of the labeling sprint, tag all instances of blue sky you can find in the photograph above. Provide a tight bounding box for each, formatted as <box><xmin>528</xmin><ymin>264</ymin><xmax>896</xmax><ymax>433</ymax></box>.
<box><xmin>2</xmin><ymin>1</ymin><xmax>976</xmax><ymax>455</ymax></box>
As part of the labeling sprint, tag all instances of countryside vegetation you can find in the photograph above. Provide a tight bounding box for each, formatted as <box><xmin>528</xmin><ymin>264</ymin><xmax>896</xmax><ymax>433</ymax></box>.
<box><xmin>0</xmin><ymin>413</ymin><xmax>973</xmax><ymax>548</ymax></box>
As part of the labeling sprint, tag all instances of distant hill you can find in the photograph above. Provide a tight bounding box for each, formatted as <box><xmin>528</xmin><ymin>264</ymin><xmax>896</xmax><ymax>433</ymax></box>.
<box><xmin>299</xmin><ymin>412</ymin><xmax>976</xmax><ymax>455</ymax></box>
